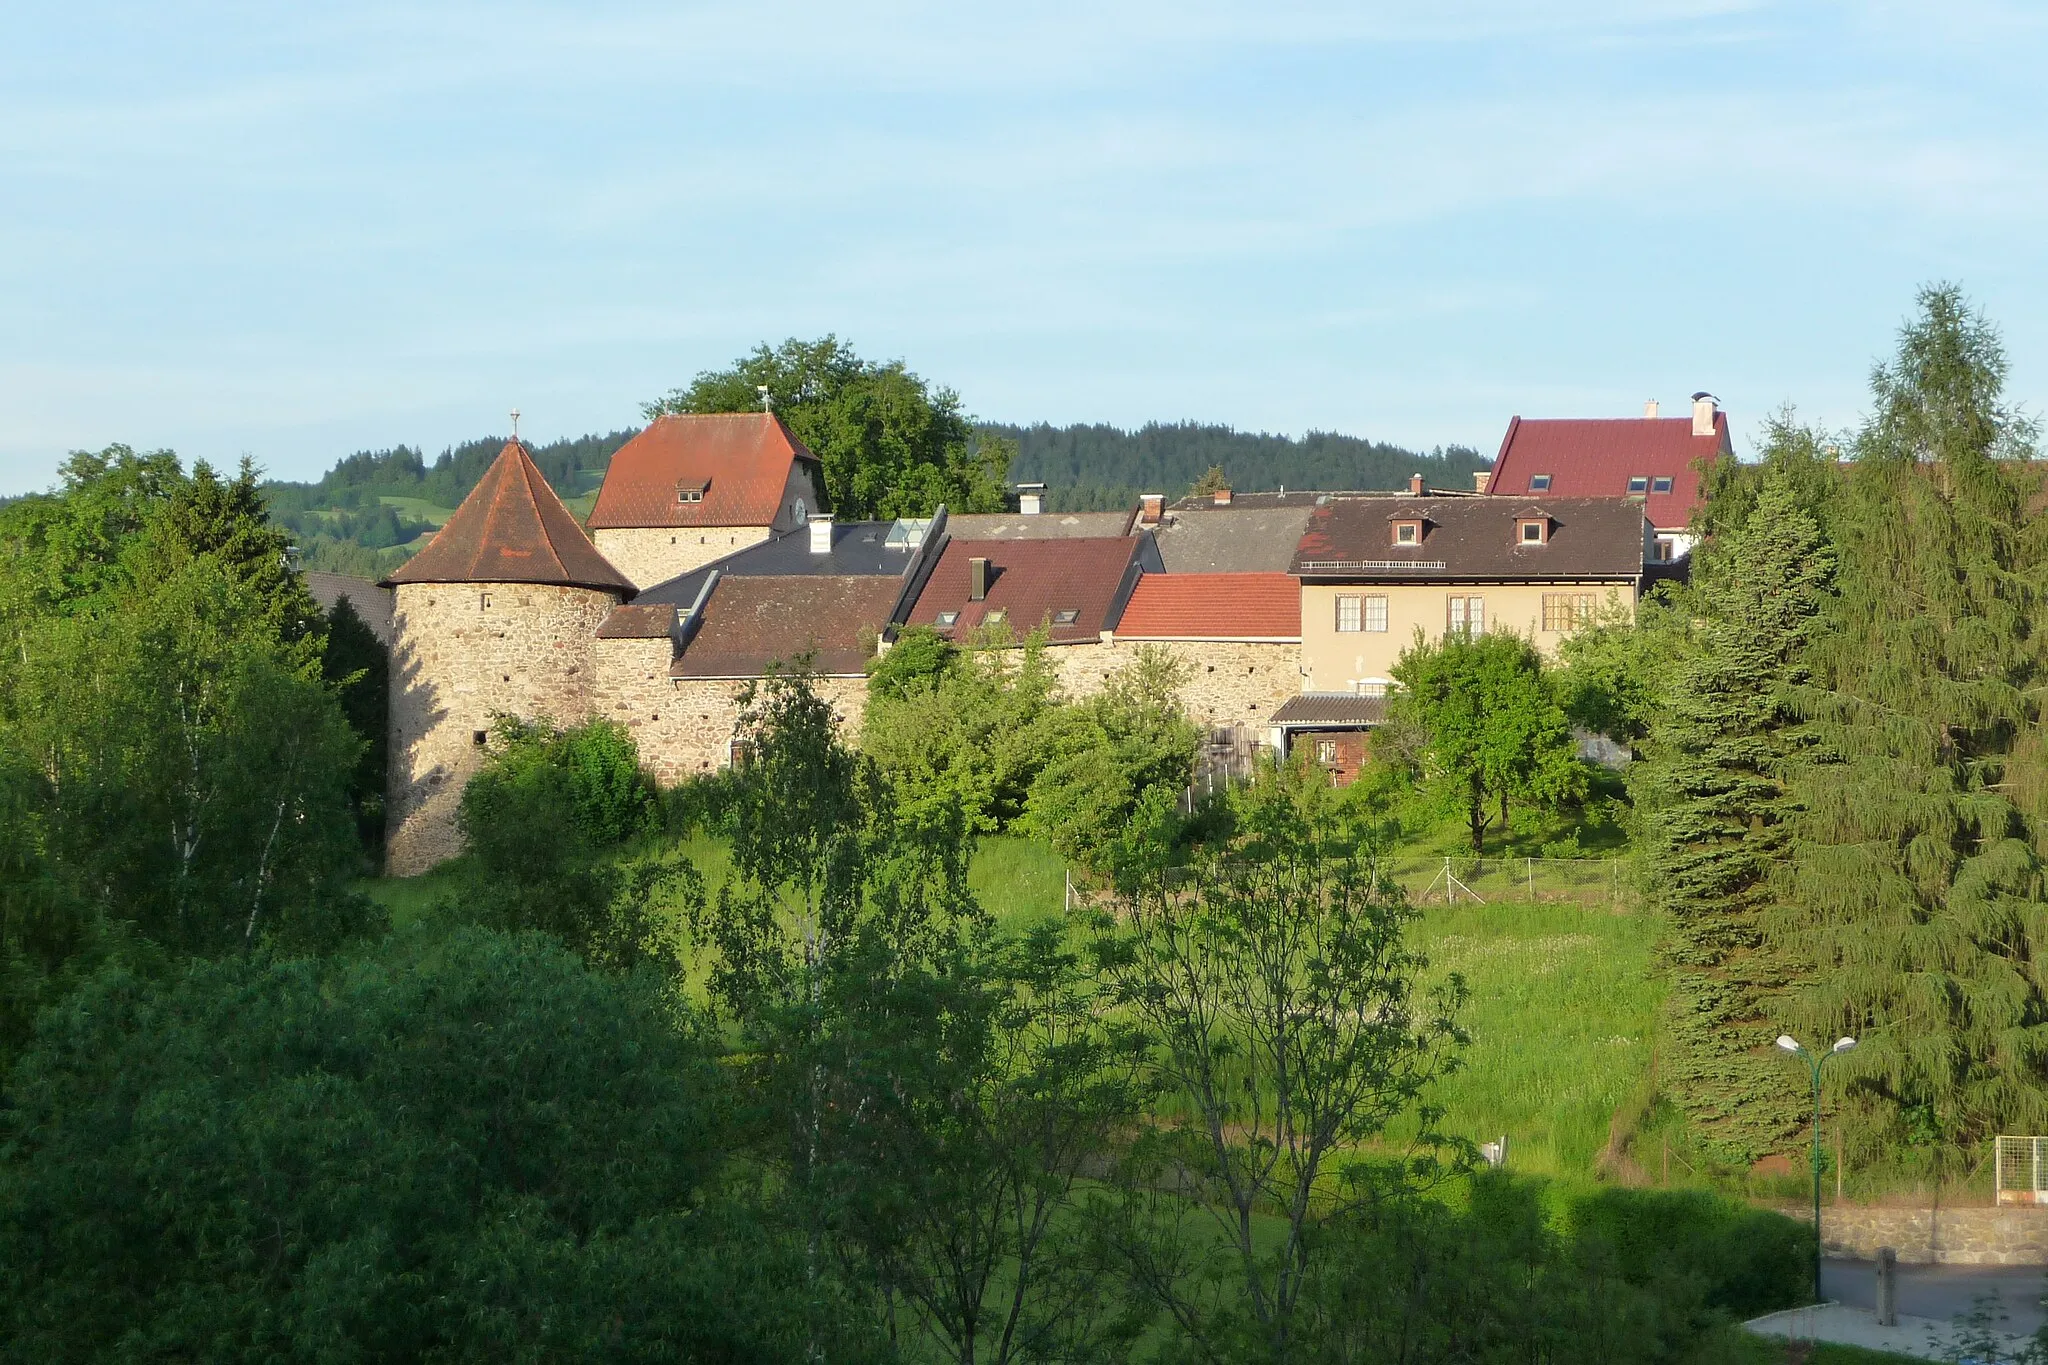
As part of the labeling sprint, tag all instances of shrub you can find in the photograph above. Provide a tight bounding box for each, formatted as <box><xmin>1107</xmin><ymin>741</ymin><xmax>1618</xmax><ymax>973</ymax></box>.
<box><xmin>1565</xmin><ymin>1186</ymin><xmax>1811</xmax><ymax>1321</ymax></box>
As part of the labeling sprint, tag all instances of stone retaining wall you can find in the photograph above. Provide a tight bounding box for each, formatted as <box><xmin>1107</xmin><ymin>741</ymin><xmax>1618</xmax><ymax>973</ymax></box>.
<box><xmin>1786</xmin><ymin>1203</ymin><xmax>2048</xmax><ymax>1265</ymax></box>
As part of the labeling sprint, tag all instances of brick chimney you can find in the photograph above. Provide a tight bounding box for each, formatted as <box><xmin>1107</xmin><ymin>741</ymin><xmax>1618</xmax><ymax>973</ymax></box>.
<box><xmin>1409</xmin><ymin>473</ymin><xmax>1425</xmax><ymax>496</ymax></box>
<box><xmin>809</xmin><ymin>515</ymin><xmax>834</xmax><ymax>554</ymax></box>
<box><xmin>969</xmin><ymin>556</ymin><xmax>989</xmax><ymax>601</ymax></box>
<box><xmin>1213</xmin><ymin>486</ymin><xmax>1233</xmax><ymax>506</ymax></box>
<box><xmin>1138</xmin><ymin>494</ymin><xmax>1164</xmax><ymax>526</ymax></box>
<box><xmin>1692</xmin><ymin>392</ymin><xmax>1718</xmax><ymax>437</ymax></box>
<box><xmin>1473</xmin><ymin>471</ymin><xmax>1490</xmax><ymax>493</ymax></box>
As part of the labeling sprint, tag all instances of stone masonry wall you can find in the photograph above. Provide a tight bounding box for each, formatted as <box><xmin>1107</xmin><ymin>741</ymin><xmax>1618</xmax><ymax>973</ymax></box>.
<box><xmin>386</xmin><ymin>581</ymin><xmax>624</xmax><ymax>876</ymax></box>
<box><xmin>1051</xmin><ymin>639</ymin><xmax>1303</xmax><ymax>732</ymax></box>
<box><xmin>588</xmin><ymin>634</ymin><xmax>867</xmax><ymax>781</ymax></box>
<box><xmin>592</xmin><ymin>525</ymin><xmax>774</xmax><ymax>591</ymax></box>
<box><xmin>1783</xmin><ymin>1203</ymin><xmax>2048</xmax><ymax>1266</ymax></box>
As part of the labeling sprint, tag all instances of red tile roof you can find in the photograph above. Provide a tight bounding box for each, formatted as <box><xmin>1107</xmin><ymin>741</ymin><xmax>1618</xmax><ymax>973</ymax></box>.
<box><xmin>1117</xmin><ymin>572</ymin><xmax>1300</xmax><ymax>640</ymax></box>
<box><xmin>587</xmin><ymin>412</ymin><xmax>818</xmax><ymax>530</ymax></box>
<box><xmin>384</xmin><ymin>440</ymin><xmax>634</xmax><ymax>593</ymax></box>
<box><xmin>672</xmin><ymin>576</ymin><xmax>900</xmax><ymax>678</ymax></box>
<box><xmin>1485</xmin><ymin>412</ymin><xmax>1730</xmax><ymax>530</ymax></box>
<box><xmin>907</xmin><ymin>537</ymin><xmax>1142</xmax><ymax>644</ymax></box>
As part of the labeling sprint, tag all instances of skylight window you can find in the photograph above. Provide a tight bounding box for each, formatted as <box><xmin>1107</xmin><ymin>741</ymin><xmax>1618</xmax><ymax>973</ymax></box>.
<box><xmin>1627</xmin><ymin>476</ymin><xmax>1649</xmax><ymax>493</ymax></box>
<box><xmin>986</xmin><ymin>610</ymin><xmax>1007</xmax><ymax>627</ymax></box>
<box><xmin>1529</xmin><ymin>474</ymin><xmax>1552</xmax><ymax>491</ymax></box>
<box><xmin>936</xmin><ymin>611</ymin><xmax>959</xmax><ymax>627</ymax></box>
<box><xmin>1053</xmin><ymin>609</ymin><xmax>1079</xmax><ymax>625</ymax></box>
<box><xmin>1651</xmin><ymin>476</ymin><xmax>1673</xmax><ymax>494</ymax></box>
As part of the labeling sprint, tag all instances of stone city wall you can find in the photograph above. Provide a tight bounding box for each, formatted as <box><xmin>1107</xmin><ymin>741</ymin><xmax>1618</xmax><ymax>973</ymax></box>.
<box><xmin>1051</xmin><ymin>638</ymin><xmax>1303</xmax><ymax>732</ymax></box>
<box><xmin>588</xmin><ymin>634</ymin><xmax>868</xmax><ymax>781</ymax></box>
<box><xmin>1783</xmin><ymin>1203</ymin><xmax>2048</xmax><ymax>1266</ymax></box>
<box><xmin>591</xmin><ymin>525</ymin><xmax>774</xmax><ymax>592</ymax></box>
<box><xmin>385</xmin><ymin>581</ymin><xmax>624</xmax><ymax>876</ymax></box>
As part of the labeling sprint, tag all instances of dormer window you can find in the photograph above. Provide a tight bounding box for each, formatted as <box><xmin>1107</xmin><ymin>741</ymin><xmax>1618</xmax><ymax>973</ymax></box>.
<box><xmin>1393</xmin><ymin>520</ymin><xmax>1422</xmax><ymax>546</ymax></box>
<box><xmin>1651</xmin><ymin>476</ymin><xmax>1673</xmax><ymax>494</ymax></box>
<box><xmin>676</xmin><ymin>479</ymin><xmax>708</xmax><ymax>504</ymax></box>
<box><xmin>1627</xmin><ymin>475</ymin><xmax>1649</xmax><ymax>493</ymax></box>
<box><xmin>1529</xmin><ymin>474</ymin><xmax>1552</xmax><ymax>492</ymax></box>
<box><xmin>1518</xmin><ymin>518</ymin><xmax>1547</xmax><ymax>545</ymax></box>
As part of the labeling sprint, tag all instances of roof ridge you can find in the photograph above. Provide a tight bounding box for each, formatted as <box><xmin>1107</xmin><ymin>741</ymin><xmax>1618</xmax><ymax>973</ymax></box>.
<box><xmin>508</xmin><ymin>441</ymin><xmax>571</xmax><ymax>578</ymax></box>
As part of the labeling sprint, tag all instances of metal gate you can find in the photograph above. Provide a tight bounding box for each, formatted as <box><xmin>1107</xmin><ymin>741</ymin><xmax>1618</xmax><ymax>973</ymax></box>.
<box><xmin>1994</xmin><ymin>1136</ymin><xmax>2048</xmax><ymax>1205</ymax></box>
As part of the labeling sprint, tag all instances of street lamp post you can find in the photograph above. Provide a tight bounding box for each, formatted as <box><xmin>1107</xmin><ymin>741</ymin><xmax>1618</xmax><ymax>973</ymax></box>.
<box><xmin>1777</xmin><ymin>1034</ymin><xmax>1857</xmax><ymax>1304</ymax></box>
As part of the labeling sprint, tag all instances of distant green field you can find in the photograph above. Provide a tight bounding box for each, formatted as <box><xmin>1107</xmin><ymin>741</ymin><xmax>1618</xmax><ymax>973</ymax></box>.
<box><xmin>377</xmin><ymin>495</ymin><xmax>455</xmax><ymax>525</ymax></box>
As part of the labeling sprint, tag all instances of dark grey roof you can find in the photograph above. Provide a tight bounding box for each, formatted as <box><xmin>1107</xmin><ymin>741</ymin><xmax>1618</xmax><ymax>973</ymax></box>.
<box><xmin>304</xmin><ymin>572</ymin><xmax>393</xmax><ymax>645</ymax></box>
<box><xmin>1290</xmin><ymin>495</ymin><xmax>1646</xmax><ymax>582</ymax></box>
<box><xmin>1166</xmin><ymin>489</ymin><xmax>1369</xmax><ymax>511</ymax></box>
<box><xmin>633</xmin><ymin>520</ymin><xmax>927</xmax><ymax>609</ymax></box>
<box><xmin>1270</xmin><ymin>693</ymin><xmax>1388</xmax><ymax>727</ymax></box>
<box><xmin>1150</xmin><ymin>505</ymin><xmax>1314</xmax><ymax>573</ymax></box>
<box><xmin>943</xmin><ymin>511</ymin><xmax>1135</xmax><ymax>540</ymax></box>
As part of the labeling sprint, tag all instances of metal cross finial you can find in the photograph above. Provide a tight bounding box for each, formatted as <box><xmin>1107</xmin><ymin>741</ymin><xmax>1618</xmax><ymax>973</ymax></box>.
<box><xmin>510</xmin><ymin>408</ymin><xmax>521</xmax><ymax>440</ymax></box>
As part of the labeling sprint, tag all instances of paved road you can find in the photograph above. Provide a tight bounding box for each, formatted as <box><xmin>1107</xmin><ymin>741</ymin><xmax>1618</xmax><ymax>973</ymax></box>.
<box><xmin>1822</xmin><ymin>1257</ymin><xmax>2046</xmax><ymax>1338</ymax></box>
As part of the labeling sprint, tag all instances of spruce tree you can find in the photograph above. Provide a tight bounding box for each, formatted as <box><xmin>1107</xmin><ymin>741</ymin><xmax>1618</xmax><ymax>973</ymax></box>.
<box><xmin>1641</xmin><ymin>470</ymin><xmax>1836</xmax><ymax>1160</ymax></box>
<box><xmin>1778</xmin><ymin>284</ymin><xmax>2048</xmax><ymax>1170</ymax></box>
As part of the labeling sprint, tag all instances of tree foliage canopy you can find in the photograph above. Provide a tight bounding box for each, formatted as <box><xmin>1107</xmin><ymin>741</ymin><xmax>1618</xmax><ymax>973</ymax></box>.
<box><xmin>646</xmin><ymin>335</ymin><xmax>1014</xmax><ymax>519</ymax></box>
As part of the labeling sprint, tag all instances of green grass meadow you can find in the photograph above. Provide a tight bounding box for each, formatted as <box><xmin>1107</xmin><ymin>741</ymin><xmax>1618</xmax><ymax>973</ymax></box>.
<box><xmin>1406</xmin><ymin>901</ymin><xmax>1660</xmax><ymax>1179</ymax></box>
<box><xmin>364</xmin><ymin>834</ymin><xmax>1660</xmax><ymax>1185</ymax></box>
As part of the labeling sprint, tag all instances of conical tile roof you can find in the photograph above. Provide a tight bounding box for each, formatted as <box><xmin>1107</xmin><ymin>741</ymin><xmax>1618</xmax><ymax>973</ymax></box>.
<box><xmin>383</xmin><ymin>440</ymin><xmax>634</xmax><ymax>594</ymax></box>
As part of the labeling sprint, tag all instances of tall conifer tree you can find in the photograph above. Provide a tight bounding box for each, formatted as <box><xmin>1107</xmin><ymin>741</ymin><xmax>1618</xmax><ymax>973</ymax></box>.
<box><xmin>1641</xmin><ymin>471</ymin><xmax>1835</xmax><ymax>1159</ymax></box>
<box><xmin>1779</xmin><ymin>285</ymin><xmax>2048</xmax><ymax>1167</ymax></box>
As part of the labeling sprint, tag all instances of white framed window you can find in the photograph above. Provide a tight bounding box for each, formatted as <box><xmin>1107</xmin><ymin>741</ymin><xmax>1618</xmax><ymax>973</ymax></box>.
<box><xmin>1529</xmin><ymin>474</ymin><xmax>1552</xmax><ymax>491</ymax></box>
<box><xmin>1651</xmin><ymin>476</ymin><xmax>1673</xmax><ymax>494</ymax></box>
<box><xmin>936</xmin><ymin>610</ymin><xmax>959</xmax><ymax>627</ymax></box>
<box><xmin>1448</xmin><ymin>595</ymin><xmax>1485</xmax><ymax>636</ymax></box>
<box><xmin>1394</xmin><ymin>521</ymin><xmax>1421</xmax><ymax>545</ymax></box>
<box><xmin>1627</xmin><ymin>475</ymin><xmax>1648</xmax><ymax>493</ymax></box>
<box><xmin>1363</xmin><ymin>595</ymin><xmax>1388</xmax><ymax>632</ymax></box>
<box><xmin>1542</xmin><ymin>592</ymin><xmax>1597</xmax><ymax>632</ymax></box>
<box><xmin>1316</xmin><ymin>739</ymin><xmax>1339</xmax><ymax>764</ymax></box>
<box><xmin>1518</xmin><ymin>519</ymin><xmax>1546</xmax><ymax>544</ymax></box>
<box><xmin>1336</xmin><ymin>595</ymin><xmax>1362</xmax><ymax>632</ymax></box>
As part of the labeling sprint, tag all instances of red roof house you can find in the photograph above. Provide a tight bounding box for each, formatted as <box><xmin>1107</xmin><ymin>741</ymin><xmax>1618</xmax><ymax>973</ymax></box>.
<box><xmin>1115</xmin><ymin>572</ymin><xmax>1300</xmax><ymax>641</ymax></box>
<box><xmin>383</xmin><ymin>439</ymin><xmax>633</xmax><ymax>594</ymax></box>
<box><xmin>588</xmin><ymin>412</ymin><xmax>821</xmax><ymax>531</ymax></box>
<box><xmin>905</xmin><ymin>537</ymin><xmax>1153</xmax><ymax>644</ymax></box>
<box><xmin>1485</xmin><ymin>395</ymin><xmax>1731</xmax><ymax>548</ymax></box>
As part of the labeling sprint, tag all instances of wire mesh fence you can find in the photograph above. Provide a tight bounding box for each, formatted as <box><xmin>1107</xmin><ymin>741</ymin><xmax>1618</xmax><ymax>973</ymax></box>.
<box><xmin>1995</xmin><ymin>1136</ymin><xmax>2048</xmax><ymax>1205</ymax></box>
<box><xmin>1379</xmin><ymin>854</ymin><xmax>1631</xmax><ymax>908</ymax></box>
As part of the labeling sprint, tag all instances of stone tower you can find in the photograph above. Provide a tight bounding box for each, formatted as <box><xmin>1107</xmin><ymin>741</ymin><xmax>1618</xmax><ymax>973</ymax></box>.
<box><xmin>382</xmin><ymin>438</ymin><xmax>636</xmax><ymax>875</ymax></box>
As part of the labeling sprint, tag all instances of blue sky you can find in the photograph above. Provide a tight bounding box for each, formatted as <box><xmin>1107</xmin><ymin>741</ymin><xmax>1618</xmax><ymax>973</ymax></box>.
<box><xmin>3</xmin><ymin>1</ymin><xmax>2044</xmax><ymax>493</ymax></box>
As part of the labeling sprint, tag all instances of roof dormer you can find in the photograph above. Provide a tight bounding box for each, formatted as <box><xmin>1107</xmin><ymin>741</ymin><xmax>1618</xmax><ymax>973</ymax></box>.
<box><xmin>1387</xmin><ymin>506</ymin><xmax>1433</xmax><ymax>548</ymax></box>
<box><xmin>1516</xmin><ymin>514</ymin><xmax>1550</xmax><ymax>546</ymax></box>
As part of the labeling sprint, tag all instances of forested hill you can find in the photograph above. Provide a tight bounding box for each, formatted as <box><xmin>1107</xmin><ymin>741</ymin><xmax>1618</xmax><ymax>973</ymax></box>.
<box><xmin>992</xmin><ymin>421</ymin><xmax>1490</xmax><ymax>512</ymax></box>
<box><xmin>261</xmin><ymin>421</ymin><xmax>1484</xmax><ymax>575</ymax></box>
